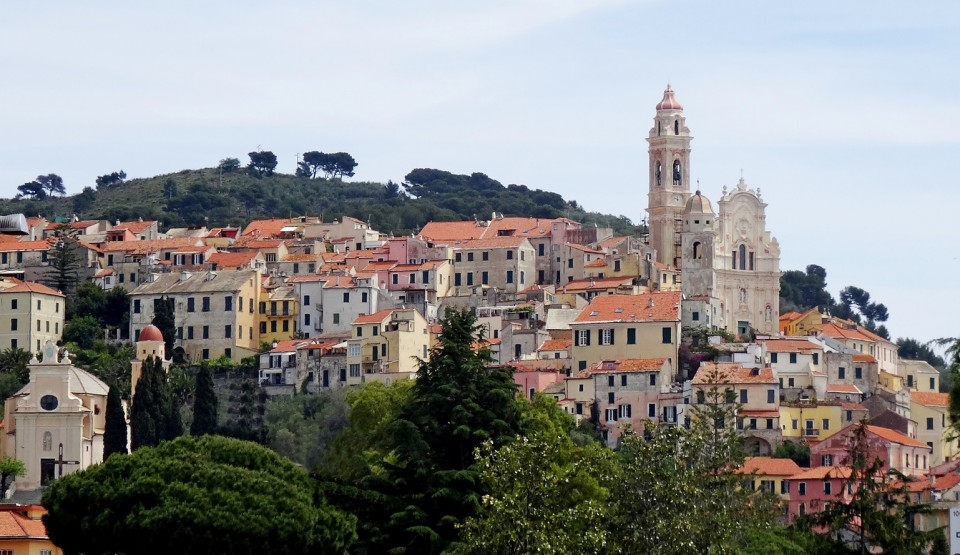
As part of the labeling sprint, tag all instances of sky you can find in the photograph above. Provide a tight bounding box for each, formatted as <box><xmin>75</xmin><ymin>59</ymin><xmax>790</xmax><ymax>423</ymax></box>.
<box><xmin>2</xmin><ymin>1</ymin><xmax>958</xmax><ymax>346</ymax></box>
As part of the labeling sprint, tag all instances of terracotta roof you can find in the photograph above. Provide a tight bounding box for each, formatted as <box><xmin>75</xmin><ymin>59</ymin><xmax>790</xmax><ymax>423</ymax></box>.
<box><xmin>101</xmin><ymin>238</ymin><xmax>200</xmax><ymax>254</ymax></box>
<box><xmin>596</xmin><ymin>236</ymin><xmax>628</xmax><ymax>249</ymax></box>
<box><xmin>565</xmin><ymin>243</ymin><xmax>604</xmax><ymax>254</ymax></box>
<box><xmin>692</xmin><ymin>362</ymin><xmax>776</xmax><ymax>385</ymax></box>
<box><xmin>284</xmin><ymin>274</ymin><xmax>328</xmax><ymax>283</ymax></box>
<box><xmin>779</xmin><ymin>311</ymin><xmax>801</xmax><ymax>322</ymax></box>
<box><xmin>233</xmin><ymin>238</ymin><xmax>284</xmax><ymax>249</ymax></box>
<box><xmin>585</xmin><ymin>258</ymin><xmax>607</xmax><ymax>268</ymax></box>
<box><xmin>0</xmin><ymin>507</ymin><xmax>50</xmax><ymax>539</ymax></box>
<box><xmin>93</xmin><ymin>268</ymin><xmax>114</xmax><ymax>277</ymax></box>
<box><xmin>453</xmin><ymin>236</ymin><xmax>529</xmax><ymax>249</ymax></box>
<box><xmin>113</xmin><ymin>220</ymin><xmax>157</xmax><ymax>234</ymax></box>
<box><xmin>571</xmin><ymin>358</ymin><xmax>667</xmax><ymax>378</ymax></box>
<box><xmin>269</xmin><ymin>339</ymin><xmax>311</xmax><ymax>353</ymax></box>
<box><xmin>563</xmin><ymin>276</ymin><xmax>634</xmax><ymax>292</ymax></box>
<box><xmin>242</xmin><ymin>218</ymin><xmax>299</xmax><ymax>238</ymax></box>
<box><xmin>737</xmin><ymin>457</ymin><xmax>802</xmax><ymax>476</ymax></box>
<box><xmin>206</xmin><ymin>251</ymin><xmax>259</xmax><ymax>269</ymax></box>
<box><xmin>840</xmin><ymin>402</ymin><xmax>867</xmax><ymax>411</ymax></box>
<box><xmin>420</xmin><ymin>217</ymin><xmax>561</xmax><ymax>242</ymax></box>
<box><xmin>820</xmin><ymin>321</ymin><xmax>896</xmax><ymax>345</ymax></box>
<box><xmin>911</xmin><ymin>392</ymin><xmax>949</xmax><ymax>407</ymax></box>
<box><xmin>572</xmin><ymin>292</ymin><xmax>682</xmax><ymax>323</ymax></box>
<box><xmin>0</xmin><ymin>239</ymin><xmax>54</xmax><ymax>252</ymax></box>
<box><xmin>281</xmin><ymin>254</ymin><xmax>320</xmax><ymax>262</ymax></box>
<box><xmin>0</xmin><ymin>278</ymin><xmax>64</xmax><ymax>297</ymax></box>
<box><xmin>419</xmin><ymin>220</ymin><xmax>490</xmax><ymax>241</ymax></box>
<box><xmin>538</xmin><ymin>338</ymin><xmax>572</xmax><ymax>351</ymax></box>
<box><xmin>827</xmin><ymin>383</ymin><xmax>863</xmax><ymax>394</ymax></box>
<box><xmin>353</xmin><ymin>309</ymin><xmax>395</xmax><ymax>324</ymax></box>
<box><xmin>789</xmin><ymin>466</ymin><xmax>853</xmax><ymax>481</ymax></box>
<box><xmin>852</xmin><ymin>354</ymin><xmax>877</xmax><ymax>363</ymax></box>
<box><xmin>865</xmin><ymin>425</ymin><xmax>930</xmax><ymax>448</ymax></box>
<box><xmin>763</xmin><ymin>338</ymin><xmax>822</xmax><ymax>353</ymax></box>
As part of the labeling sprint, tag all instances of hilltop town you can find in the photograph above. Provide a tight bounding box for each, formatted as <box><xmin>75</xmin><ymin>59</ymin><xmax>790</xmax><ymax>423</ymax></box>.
<box><xmin>0</xmin><ymin>86</ymin><xmax>953</xmax><ymax>552</ymax></box>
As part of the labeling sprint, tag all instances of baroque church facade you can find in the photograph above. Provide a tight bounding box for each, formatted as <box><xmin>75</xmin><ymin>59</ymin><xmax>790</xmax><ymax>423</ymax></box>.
<box><xmin>646</xmin><ymin>86</ymin><xmax>781</xmax><ymax>335</ymax></box>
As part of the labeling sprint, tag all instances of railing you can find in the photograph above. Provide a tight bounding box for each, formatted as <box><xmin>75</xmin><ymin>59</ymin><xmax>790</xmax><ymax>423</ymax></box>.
<box><xmin>802</xmin><ymin>428</ymin><xmax>819</xmax><ymax>437</ymax></box>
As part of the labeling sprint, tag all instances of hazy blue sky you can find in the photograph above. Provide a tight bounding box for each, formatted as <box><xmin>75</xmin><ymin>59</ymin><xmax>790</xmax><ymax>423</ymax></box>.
<box><xmin>2</xmin><ymin>1</ymin><xmax>958</xmax><ymax>345</ymax></box>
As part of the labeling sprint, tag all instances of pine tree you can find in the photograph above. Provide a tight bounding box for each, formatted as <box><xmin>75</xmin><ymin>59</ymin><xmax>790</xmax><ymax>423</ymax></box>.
<box><xmin>41</xmin><ymin>225</ymin><xmax>81</xmax><ymax>298</ymax></box>
<box><xmin>103</xmin><ymin>383</ymin><xmax>128</xmax><ymax>457</ymax></box>
<box><xmin>190</xmin><ymin>366</ymin><xmax>218</xmax><ymax>436</ymax></box>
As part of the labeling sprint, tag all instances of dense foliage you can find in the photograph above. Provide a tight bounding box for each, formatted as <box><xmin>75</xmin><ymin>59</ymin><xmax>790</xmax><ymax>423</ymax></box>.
<box><xmin>41</xmin><ymin>435</ymin><xmax>356</xmax><ymax>554</ymax></box>
<box><xmin>0</xmin><ymin>165</ymin><xmax>643</xmax><ymax>237</ymax></box>
<box><xmin>130</xmin><ymin>356</ymin><xmax>182</xmax><ymax>449</ymax></box>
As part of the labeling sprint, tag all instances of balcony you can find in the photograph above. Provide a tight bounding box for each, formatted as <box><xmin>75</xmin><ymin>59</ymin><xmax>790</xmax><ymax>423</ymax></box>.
<box><xmin>802</xmin><ymin>428</ymin><xmax>819</xmax><ymax>437</ymax></box>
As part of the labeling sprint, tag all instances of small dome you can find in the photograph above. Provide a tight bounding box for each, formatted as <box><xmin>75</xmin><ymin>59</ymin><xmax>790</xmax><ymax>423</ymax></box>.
<box><xmin>139</xmin><ymin>325</ymin><xmax>164</xmax><ymax>342</ymax></box>
<box><xmin>684</xmin><ymin>191</ymin><xmax>715</xmax><ymax>216</ymax></box>
<box><xmin>656</xmin><ymin>84</ymin><xmax>683</xmax><ymax>111</ymax></box>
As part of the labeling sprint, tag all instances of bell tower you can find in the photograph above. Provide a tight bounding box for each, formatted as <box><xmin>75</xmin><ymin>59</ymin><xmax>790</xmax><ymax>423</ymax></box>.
<box><xmin>646</xmin><ymin>84</ymin><xmax>692</xmax><ymax>268</ymax></box>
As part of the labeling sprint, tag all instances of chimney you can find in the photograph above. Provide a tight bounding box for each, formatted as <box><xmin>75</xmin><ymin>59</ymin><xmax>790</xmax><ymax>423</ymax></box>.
<box><xmin>648</xmin><ymin>298</ymin><xmax>655</xmax><ymax>308</ymax></box>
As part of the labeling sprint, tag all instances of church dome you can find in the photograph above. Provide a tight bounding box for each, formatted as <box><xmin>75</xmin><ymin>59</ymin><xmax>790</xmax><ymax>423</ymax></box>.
<box><xmin>656</xmin><ymin>85</ymin><xmax>683</xmax><ymax>111</ymax></box>
<box><xmin>139</xmin><ymin>325</ymin><xmax>164</xmax><ymax>342</ymax></box>
<box><xmin>684</xmin><ymin>190</ymin><xmax>714</xmax><ymax>216</ymax></box>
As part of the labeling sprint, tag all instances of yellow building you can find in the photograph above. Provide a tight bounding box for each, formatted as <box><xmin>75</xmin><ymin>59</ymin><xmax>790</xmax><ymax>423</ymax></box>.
<box><xmin>911</xmin><ymin>392</ymin><xmax>957</xmax><ymax>465</ymax></box>
<box><xmin>0</xmin><ymin>505</ymin><xmax>62</xmax><ymax>554</ymax></box>
<box><xmin>879</xmin><ymin>369</ymin><xmax>904</xmax><ymax>392</ymax></box>
<box><xmin>0</xmin><ymin>278</ymin><xmax>65</xmax><ymax>353</ymax></box>
<box><xmin>129</xmin><ymin>270</ymin><xmax>262</xmax><ymax>362</ymax></box>
<box><xmin>346</xmin><ymin>308</ymin><xmax>430</xmax><ymax>386</ymax></box>
<box><xmin>258</xmin><ymin>282</ymin><xmax>298</xmax><ymax>344</ymax></box>
<box><xmin>737</xmin><ymin>457</ymin><xmax>803</xmax><ymax>501</ymax></box>
<box><xmin>779</xmin><ymin>401</ymin><xmax>843</xmax><ymax>442</ymax></box>
<box><xmin>570</xmin><ymin>292</ymin><xmax>681</xmax><ymax>374</ymax></box>
<box><xmin>901</xmin><ymin>359</ymin><xmax>940</xmax><ymax>392</ymax></box>
<box><xmin>779</xmin><ymin>307</ymin><xmax>822</xmax><ymax>336</ymax></box>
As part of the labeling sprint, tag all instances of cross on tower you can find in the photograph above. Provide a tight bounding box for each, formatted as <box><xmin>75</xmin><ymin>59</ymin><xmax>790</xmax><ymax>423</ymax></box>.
<box><xmin>57</xmin><ymin>443</ymin><xmax>80</xmax><ymax>478</ymax></box>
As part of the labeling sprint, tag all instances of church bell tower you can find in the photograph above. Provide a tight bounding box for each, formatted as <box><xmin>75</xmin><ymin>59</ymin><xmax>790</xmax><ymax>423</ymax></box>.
<box><xmin>646</xmin><ymin>85</ymin><xmax>692</xmax><ymax>268</ymax></box>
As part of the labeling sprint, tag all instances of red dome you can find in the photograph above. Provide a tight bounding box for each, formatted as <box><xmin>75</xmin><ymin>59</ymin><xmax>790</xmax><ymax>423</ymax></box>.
<box><xmin>656</xmin><ymin>85</ymin><xmax>683</xmax><ymax>111</ymax></box>
<box><xmin>139</xmin><ymin>324</ymin><xmax>164</xmax><ymax>342</ymax></box>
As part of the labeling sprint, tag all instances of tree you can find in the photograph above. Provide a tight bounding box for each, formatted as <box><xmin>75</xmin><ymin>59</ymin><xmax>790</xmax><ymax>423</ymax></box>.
<box><xmin>834</xmin><ymin>286</ymin><xmax>889</xmax><ymax>338</ymax></box>
<box><xmin>218</xmin><ymin>157</ymin><xmax>240</xmax><ymax>172</ymax></box>
<box><xmin>40</xmin><ymin>224</ymin><xmax>81</xmax><ymax>297</ymax></box>
<box><xmin>103</xmin><ymin>382</ymin><xmax>128</xmax><ymax>458</ymax></box>
<box><xmin>72</xmin><ymin>186</ymin><xmax>96</xmax><ymax>214</ymax></box>
<box><xmin>63</xmin><ymin>315</ymin><xmax>102</xmax><ymax>350</ymax></box>
<box><xmin>316</xmin><ymin>152</ymin><xmax>357</xmax><ymax>179</ymax></box>
<box><xmin>130</xmin><ymin>356</ymin><xmax>181</xmax><ymax>450</ymax></box>
<box><xmin>897</xmin><ymin>337</ymin><xmax>946</xmax><ymax>369</ymax></box>
<box><xmin>36</xmin><ymin>173</ymin><xmax>65</xmax><ymax>196</ymax></box>
<box><xmin>16</xmin><ymin>180</ymin><xmax>46</xmax><ymax>199</ymax></box>
<box><xmin>802</xmin><ymin>422</ymin><xmax>942</xmax><ymax>553</ymax></box>
<box><xmin>0</xmin><ymin>456</ymin><xmax>25</xmax><ymax>496</ymax></box>
<box><xmin>190</xmin><ymin>366</ymin><xmax>218</xmax><ymax>436</ymax></box>
<box><xmin>773</xmin><ymin>441</ymin><xmax>811</xmax><ymax>467</ymax></box>
<box><xmin>374</xmin><ymin>308</ymin><xmax>524</xmax><ymax>553</ymax></box>
<box><xmin>779</xmin><ymin>264</ymin><xmax>833</xmax><ymax>313</ymax></box>
<box><xmin>41</xmin><ymin>435</ymin><xmax>357</xmax><ymax>554</ymax></box>
<box><xmin>246</xmin><ymin>150</ymin><xmax>277</xmax><ymax>178</ymax></box>
<box><xmin>95</xmin><ymin>170</ymin><xmax>126</xmax><ymax>189</ymax></box>
<box><xmin>151</xmin><ymin>296</ymin><xmax>175</xmax><ymax>359</ymax></box>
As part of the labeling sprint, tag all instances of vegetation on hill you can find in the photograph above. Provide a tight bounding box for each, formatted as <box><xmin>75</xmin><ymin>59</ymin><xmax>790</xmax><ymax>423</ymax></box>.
<box><xmin>0</xmin><ymin>165</ymin><xmax>643</xmax><ymax>237</ymax></box>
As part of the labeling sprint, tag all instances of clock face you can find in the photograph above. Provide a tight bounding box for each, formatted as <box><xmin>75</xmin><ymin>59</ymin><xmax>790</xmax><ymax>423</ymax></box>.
<box><xmin>40</xmin><ymin>395</ymin><xmax>58</xmax><ymax>411</ymax></box>
<box><xmin>674</xmin><ymin>195</ymin><xmax>682</xmax><ymax>203</ymax></box>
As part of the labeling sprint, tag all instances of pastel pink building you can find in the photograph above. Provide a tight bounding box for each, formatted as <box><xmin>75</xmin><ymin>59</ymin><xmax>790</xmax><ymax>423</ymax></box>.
<box><xmin>810</xmin><ymin>424</ymin><xmax>932</xmax><ymax>477</ymax></box>
<box><xmin>784</xmin><ymin>466</ymin><xmax>854</xmax><ymax>522</ymax></box>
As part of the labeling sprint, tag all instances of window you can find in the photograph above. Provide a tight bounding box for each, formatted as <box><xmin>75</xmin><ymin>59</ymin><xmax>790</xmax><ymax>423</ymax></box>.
<box><xmin>739</xmin><ymin>389</ymin><xmax>747</xmax><ymax>403</ymax></box>
<box><xmin>202</xmin><ymin>326</ymin><xmax>209</xmax><ymax>339</ymax></box>
<box><xmin>789</xmin><ymin>353</ymin><xmax>797</xmax><ymax>364</ymax></box>
<box><xmin>482</xmin><ymin>251</ymin><xmax>488</xmax><ymax>261</ymax></box>
<box><xmin>10</xmin><ymin>319</ymin><xmax>17</xmax><ymax>331</ymax></box>
<box><xmin>133</xmin><ymin>299</ymin><xmax>141</xmax><ymax>313</ymax></box>
<box><xmin>333</xmin><ymin>313</ymin><xmax>340</xmax><ymax>325</ymax></box>
<box><xmin>781</xmin><ymin>481</ymin><xmax>790</xmax><ymax>494</ymax></box>
<box><xmin>927</xmin><ymin>417</ymin><xmax>935</xmax><ymax>430</ymax></box>
<box><xmin>766</xmin><ymin>418</ymin><xmax>774</xmax><ymax>429</ymax></box>
<box><xmin>356</xmin><ymin>327</ymin><xmax>363</xmax><ymax>337</ymax></box>
<box><xmin>798</xmin><ymin>503</ymin><xmax>805</xmax><ymax>516</ymax></box>
<box><xmin>620</xmin><ymin>375</ymin><xmax>627</xmax><ymax>386</ymax></box>
<box><xmin>202</xmin><ymin>348</ymin><xmax>209</xmax><ymax>360</ymax></box>
<box><xmin>506</xmin><ymin>250</ymin><xmax>513</xmax><ymax>260</ymax></box>
<box><xmin>761</xmin><ymin>480</ymin><xmax>775</xmax><ymax>493</ymax></box>
<box><xmin>454</xmin><ymin>273</ymin><xmax>461</xmax><ymax>286</ymax></box>
<box><xmin>649</xmin><ymin>374</ymin><xmax>656</xmax><ymax>386</ymax></box>
<box><xmin>10</xmin><ymin>299</ymin><xmax>15</xmax><ymax>310</ymax></box>
<box><xmin>304</xmin><ymin>313</ymin><xmax>311</xmax><ymax>326</ymax></box>
<box><xmin>201</xmin><ymin>297</ymin><xmax>210</xmax><ymax>312</ymax></box>
<box><xmin>855</xmin><ymin>367</ymin><xmax>862</xmax><ymax>379</ymax></box>
<box><xmin>260</xmin><ymin>322</ymin><xmax>267</xmax><ymax>334</ymax></box>
<box><xmin>568</xmin><ymin>258</ymin><xmax>574</xmax><ymax>268</ymax></box>
<box><xmin>481</xmin><ymin>271</ymin><xmax>488</xmax><ymax>285</ymax></box>
<box><xmin>224</xmin><ymin>295</ymin><xmax>233</xmax><ymax>311</ymax></box>
<box><xmin>349</xmin><ymin>364</ymin><xmax>361</xmax><ymax>377</ymax></box>
<box><xmin>538</xmin><ymin>243</ymin><xmax>545</xmax><ymax>256</ymax></box>
<box><xmin>788</xmin><ymin>377</ymin><xmax>795</xmax><ymax>387</ymax></box>
<box><xmin>271</xmin><ymin>320</ymin><xmax>278</xmax><ymax>333</ymax></box>
<box><xmin>608</xmin><ymin>376</ymin><xmax>615</xmax><ymax>387</ymax></box>
<box><xmin>506</xmin><ymin>270</ymin><xmax>513</xmax><ymax>284</ymax></box>
<box><xmin>798</xmin><ymin>482</ymin><xmax>806</xmax><ymax>496</ymax></box>
<box><xmin>361</xmin><ymin>292</ymin><xmax>368</xmax><ymax>303</ymax></box>
<box><xmin>187</xmin><ymin>297</ymin><xmax>195</xmax><ymax>312</ymax></box>
<box><xmin>838</xmin><ymin>367</ymin><xmax>845</xmax><ymax>379</ymax></box>
<box><xmin>812</xmin><ymin>353</ymin><xmax>819</xmax><ymax>365</ymax></box>
<box><xmin>823</xmin><ymin>419</ymin><xmax>830</xmax><ymax>430</ymax></box>
<box><xmin>792</xmin><ymin>419</ymin><xmax>798</xmax><ymax>430</ymax></box>
<box><xmin>601</xmin><ymin>329</ymin><xmax>613</xmax><ymax>345</ymax></box>
<box><xmin>608</xmin><ymin>392</ymin><xmax>615</xmax><ymax>404</ymax></box>
<box><xmin>648</xmin><ymin>403</ymin><xmax>656</xmax><ymax>418</ymax></box>
<box><xmin>770</xmin><ymin>353</ymin><xmax>777</xmax><ymax>363</ymax></box>
<box><xmin>343</xmin><ymin>292</ymin><xmax>350</xmax><ymax>303</ymax></box>
<box><xmin>224</xmin><ymin>348</ymin><xmax>232</xmax><ymax>359</ymax></box>
<box><xmin>767</xmin><ymin>389</ymin><xmax>775</xmax><ymax>403</ymax></box>
<box><xmin>578</xmin><ymin>384</ymin><xmax>584</xmax><ymax>392</ymax></box>
<box><xmin>188</xmin><ymin>326</ymin><xmax>194</xmax><ymax>339</ymax></box>
<box><xmin>304</xmin><ymin>295</ymin><xmax>310</xmax><ymax>306</ymax></box>
<box><xmin>662</xmin><ymin>327</ymin><xmax>672</xmax><ymax>344</ymax></box>
<box><xmin>224</xmin><ymin>325</ymin><xmax>232</xmax><ymax>339</ymax></box>
<box><xmin>605</xmin><ymin>408</ymin><xmax>618</xmax><ymax>422</ymax></box>
<box><xmin>931</xmin><ymin>377</ymin><xmax>937</xmax><ymax>390</ymax></box>
<box><xmin>824</xmin><ymin>481</ymin><xmax>832</xmax><ymax>495</ymax></box>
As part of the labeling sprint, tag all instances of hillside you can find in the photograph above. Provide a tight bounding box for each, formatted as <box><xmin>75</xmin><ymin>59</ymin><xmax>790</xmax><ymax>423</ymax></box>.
<box><xmin>0</xmin><ymin>168</ymin><xmax>643</xmax><ymax>237</ymax></box>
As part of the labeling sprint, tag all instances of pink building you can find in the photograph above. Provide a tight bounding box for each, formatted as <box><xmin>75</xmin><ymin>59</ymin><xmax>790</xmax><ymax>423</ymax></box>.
<box><xmin>785</xmin><ymin>466</ymin><xmax>854</xmax><ymax>522</ymax></box>
<box><xmin>810</xmin><ymin>424</ymin><xmax>932</xmax><ymax>477</ymax></box>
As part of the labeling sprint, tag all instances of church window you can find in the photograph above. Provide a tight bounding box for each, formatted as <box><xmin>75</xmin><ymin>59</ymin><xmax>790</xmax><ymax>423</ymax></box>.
<box><xmin>749</xmin><ymin>252</ymin><xmax>754</xmax><ymax>270</ymax></box>
<box><xmin>673</xmin><ymin>160</ymin><xmax>682</xmax><ymax>185</ymax></box>
<box><xmin>738</xmin><ymin>245</ymin><xmax>746</xmax><ymax>270</ymax></box>
<box><xmin>656</xmin><ymin>161</ymin><xmax>662</xmax><ymax>186</ymax></box>
<box><xmin>658</xmin><ymin>121</ymin><xmax>661</xmax><ymax>136</ymax></box>
<box><xmin>693</xmin><ymin>242</ymin><xmax>702</xmax><ymax>259</ymax></box>
<box><xmin>674</xmin><ymin>119</ymin><xmax>679</xmax><ymax>135</ymax></box>
<box><xmin>731</xmin><ymin>251</ymin><xmax>736</xmax><ymax>269</ymax></box>
<box><xmin>43</xmin><ymin>431</ymin><xmax>52</xmax><ymax>451</ymax></box>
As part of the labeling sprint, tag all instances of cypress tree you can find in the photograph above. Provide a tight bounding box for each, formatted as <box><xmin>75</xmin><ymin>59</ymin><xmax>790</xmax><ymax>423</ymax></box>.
<box><xmin>151</xmin><ymin>297</ymin><xmax>176</xmax><ymax>360</ymax></box>
<box><xmin>190</xmin><ymin>366</ymin><xmax>218</xmax><ymax>436</ymax></box>
<box><xmin>103</xmin><ymin>383</ymin><xmax>128</xmax><ymax>458</ymax></box>
<box><xmin>130</xmin><ymin>357</ymin><xmax>162</xmax><ymax>450</ymax></box>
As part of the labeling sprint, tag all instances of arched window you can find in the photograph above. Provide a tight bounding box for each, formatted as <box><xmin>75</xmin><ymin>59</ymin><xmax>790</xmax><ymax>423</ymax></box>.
<box><xmin>43</xmin><ymin>431</ymin><xmax>52</xmax><ymax>451</ymax></box>
<box><xmin>674</xmin><ymin>119</ymin><xmax>679</xmax><ymax>135</ymax></box>
<box><xmin>738</xmin><ymin>244</ymin><xmax>746</xmax><ymax>270</ymax></box>
<box><xmin>673</xmin><ymin>160</ymin><xmax>681</xmax><ymax>186</ymax></box>
<box><xmin>657</xmin><ymin>121</ymin><xmax>661</xmax><ymax>136</ymax></box>
<box><xmin>656</xmin><ymin>161</ymin><xmax>662</xmax><ymax>186</ymax></box>
<box><xmin>693</xmin><ymin>242</ymin><xmax>702</xmax><ymax>259</ymax></box>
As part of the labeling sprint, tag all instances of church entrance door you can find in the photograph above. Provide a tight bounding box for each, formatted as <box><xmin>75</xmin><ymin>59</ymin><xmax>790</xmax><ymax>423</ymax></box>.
<box><xmin>40</xmin><ymin>458</ymin><xmax>56</xmax><ymax>486</ymax></box>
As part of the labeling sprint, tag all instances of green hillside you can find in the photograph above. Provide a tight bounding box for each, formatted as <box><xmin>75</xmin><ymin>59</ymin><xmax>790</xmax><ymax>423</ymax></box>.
<box><xmin>1</xmin><ymin>167</ymin><xmax>643</xmax><ymax>237</ymax></box>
